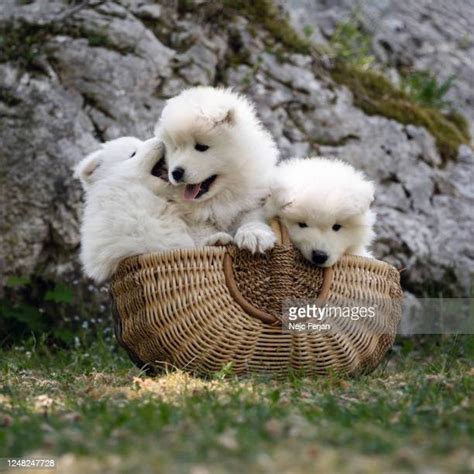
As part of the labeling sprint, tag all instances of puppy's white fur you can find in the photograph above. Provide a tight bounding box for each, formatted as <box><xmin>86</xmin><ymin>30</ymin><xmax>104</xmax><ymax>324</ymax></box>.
<box><xmin>75</xmin><ymin>137</ymin><xmax>194</xmax><ymax>282</ymax></box>
<box><xmin>266</xmin><ymin>157</ymin><xmax>376</xmax><ymax>267</ymax></box>
<box><xmin>155</xmin><ymin>86</ymin><xmax>279</xmax><ymax>253</ymax></box>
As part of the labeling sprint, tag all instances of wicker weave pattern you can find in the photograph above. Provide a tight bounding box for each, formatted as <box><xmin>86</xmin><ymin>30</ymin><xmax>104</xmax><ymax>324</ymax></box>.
<box><xmin>111</xmin><ymin>226</ymin><xmax>403</xmax><ymax>376</ymax></box>
<box><xmin>228</xmin><ymin>245</ymin><xmax>325</xmax><ymax>320</ymax></box>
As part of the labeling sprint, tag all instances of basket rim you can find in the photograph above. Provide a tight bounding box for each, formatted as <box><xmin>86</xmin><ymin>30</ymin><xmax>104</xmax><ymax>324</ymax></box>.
<box><xmin>119</xmin><ymin>248</ymin><xmax>398</xmax><ymax>275</ymax></box>
<box><xmin>115</xmin><ymin>218</ymin><xmax>398</xmax><ymax>276</ymax></box>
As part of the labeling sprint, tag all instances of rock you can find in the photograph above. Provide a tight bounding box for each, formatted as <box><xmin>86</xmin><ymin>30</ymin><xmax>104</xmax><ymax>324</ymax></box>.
<box><xmin>0</xmin><ymin>0</ymin><xmax>472</xmax><ymax>320</ymax></box>
<box><xmin>284</xmin><ymin>0</ymin><xmax>474</xmax><ymax>138</ymax></box>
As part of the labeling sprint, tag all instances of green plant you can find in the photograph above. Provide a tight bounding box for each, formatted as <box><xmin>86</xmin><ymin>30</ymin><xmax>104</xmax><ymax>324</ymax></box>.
<box><xmin>329</xmin><ymin>19</ymin><xmax>375</xmax><ymax>69</ymax></box>
<box><xmin>402</xmin><ymin>71</ymin><xmax>455</xmax><ymax>108</ymax></box>
<box><xmin>1</xmin><ymin>278</ymin><xmax>69</xmax><ymax>344</ymax></box>
<box><xmin>44</xmin><ymin>283</ymin><xmax>73</xmax><ymax>305</ymax></box>
<box><xmin>0</xmin><ymin>276</ymin><xmax>108</xmax><ymax>347</ymax></box>
<box><xmin>303</xmin><ymin>25</ymin><xmax>314</xmax><ymax>38</ymax></box>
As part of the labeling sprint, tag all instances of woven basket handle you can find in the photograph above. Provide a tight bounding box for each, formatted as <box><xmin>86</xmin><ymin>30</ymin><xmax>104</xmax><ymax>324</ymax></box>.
<box><xmin>270</xmin><ymin>218</ymin><xmax>291</xmax><ymax>246</ymax></box>
<box><xmin>223</xmin><ymin>218</ymin><xmax>291</xmax><ymax>326</ymax></box>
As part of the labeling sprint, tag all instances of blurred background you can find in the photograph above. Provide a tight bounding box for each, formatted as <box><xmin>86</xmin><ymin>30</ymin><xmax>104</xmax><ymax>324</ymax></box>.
<box><xmin>1</xmin><ymin>0</ymin><xmax>473</xmax><ymax>346</ymax></box>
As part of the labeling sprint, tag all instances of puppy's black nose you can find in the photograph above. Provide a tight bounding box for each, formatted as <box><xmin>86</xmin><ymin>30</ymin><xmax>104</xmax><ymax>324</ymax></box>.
<box><xmin>171</xmin><ymin>167</ymin><xmax>185</xmax><ymax>182</ymax></box>
<box><xmin>312</xmin><ymin>250</ymin><xmax>328</xmax><ymax>265</ymax></box>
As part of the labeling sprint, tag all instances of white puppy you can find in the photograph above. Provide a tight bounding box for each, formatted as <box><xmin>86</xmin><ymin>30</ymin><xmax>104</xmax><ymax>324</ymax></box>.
<box><xmin>266</xmin><ymin>158</ymin><xmax>375</xmax><ymax>267</ymax></box>
<box><xmin>155</xmin><ymin>86</ymin><xmax>278</xmax><ymax>252</ymax></box>
<box><xmin>75</xmin><ymin>137</ymin><xmax>194</xmax><ymax>282</ymax></box>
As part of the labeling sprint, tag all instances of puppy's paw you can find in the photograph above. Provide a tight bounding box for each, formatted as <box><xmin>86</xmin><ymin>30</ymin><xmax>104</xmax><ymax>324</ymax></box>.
<box><xmin>204</xmin><ymin>232</ymin><xmax>234</xmax><ymax>246</ymax></box>
<box><xmin>234</xmin><ymin>223</ymin><xmax>276</xmax><ymax>254</ymax></box>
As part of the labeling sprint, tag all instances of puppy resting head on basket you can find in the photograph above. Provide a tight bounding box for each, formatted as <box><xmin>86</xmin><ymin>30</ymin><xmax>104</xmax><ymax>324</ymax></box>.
<box><xmin>265</xmin><ymin>157</ymin><xmax>376</xmax><ymax>268</ymax></box>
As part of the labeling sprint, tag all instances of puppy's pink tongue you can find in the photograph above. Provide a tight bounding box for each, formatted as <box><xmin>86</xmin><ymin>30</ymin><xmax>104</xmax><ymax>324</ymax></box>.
<box><xmin>184</xmin><ymin>183</ymin><xmax>201</xmax><ymax>201</ymax></box>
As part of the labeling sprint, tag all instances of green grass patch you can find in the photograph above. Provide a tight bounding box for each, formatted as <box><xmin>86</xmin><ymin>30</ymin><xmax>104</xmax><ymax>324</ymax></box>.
<box><xmin>401</xmin><ymin>70</ymin><xmax>455</xmax><ymax>109</ymax></box>
<box><xmin>0</xmin><ymin>336</ymin><xmax>472</xmax><ymax>472</ymax></box>
<box><xmin>331</xmin><ymin>64</ymin><xmax>471</xmax><ymax>161</ymax></box>
<box><xmin>1</xmin><ymin>275</ymin><xmax>110</xmax><ymax>348</ymax></box>
<box><xmin>328</xmin><ymin>18</ymin><xmax>375</xmax><ymax>69</ymax></box>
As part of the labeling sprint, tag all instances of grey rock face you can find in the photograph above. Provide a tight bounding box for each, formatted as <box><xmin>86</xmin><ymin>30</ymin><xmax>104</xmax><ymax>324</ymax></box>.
<box><xmin>284</xmin><ymin>0</ymin><xmax>474</xmax><ymax>137</ymax></box>
<box><xmin>0</xmin><ymin>0</ymin><xmax>472</xmax><ymax>302</ymax></box>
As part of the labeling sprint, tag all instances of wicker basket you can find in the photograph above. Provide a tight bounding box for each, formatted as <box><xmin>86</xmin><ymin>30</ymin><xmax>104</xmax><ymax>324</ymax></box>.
<box><xmin>110</xmin><ymin>220</ymin><xmax>402</xmax><ymax>376</ymax></box>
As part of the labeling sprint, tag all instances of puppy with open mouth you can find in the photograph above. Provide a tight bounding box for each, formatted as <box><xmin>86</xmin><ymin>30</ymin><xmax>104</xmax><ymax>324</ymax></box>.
<box><xmin>155</xmin><ymin>86</ymin><xmax>279</xmax><ymax>252</ymax></box>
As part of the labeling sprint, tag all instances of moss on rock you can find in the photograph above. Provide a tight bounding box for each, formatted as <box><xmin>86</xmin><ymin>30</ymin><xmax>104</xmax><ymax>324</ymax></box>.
<box><xmin>0</xmin><ymin>22</ymin><xmax>49</xmax><ymax>69</ymax></box>
<box><xmin>444</xmin><ymin>111</ymin><xmax>471</xmax><ymax>143</ymax></box>
<box><xmin>0</xmin><ymin>87</ymin><xmax>22</xmax><ymax>107</ymax></box>
<box><xmin>222</xmin><ymin>0</ymin><xmax>310</xmax><ymax>54</ymax></box>
<box><xmin>331</xmin><ymin>64</ymin><xmax>471</xmax><ymax>161</ymax></box>
<box><xmin>177</xmin><ymin>0</ymin><xmax>310</xmax><ymax>54</ymax></box>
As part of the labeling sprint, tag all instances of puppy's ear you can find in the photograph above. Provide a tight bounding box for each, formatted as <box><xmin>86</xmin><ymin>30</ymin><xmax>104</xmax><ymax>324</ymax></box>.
<box><xmin>348</xmin><ymin>179</ymin><xmax>375</xmax><ymax>215</ymax></box>
<box><xmin>209</xmin><ymin>107</ymin><xmax>235</xmax><ymax>127</ymax></box>
<box><xmin>265</xmin><ymin>182</ymin><xmax>294</xmax><ymax>217</ymax></box>
<box><xmin>74</xmin><ymin>150</ymin><xmax>102</xmax><ymax>188</ymax></box>
<box><xmin>221</xmin><ymin>108</ymin><xmax>235</xmax><ymax>125</ymax></box>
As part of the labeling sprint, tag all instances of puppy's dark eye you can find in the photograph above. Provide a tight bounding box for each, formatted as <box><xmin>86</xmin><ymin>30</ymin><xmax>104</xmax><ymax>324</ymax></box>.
<box><xmin>130</xmin><ymin>151</ymin><xmax>136</xmax><ymax>158</ymax></box>
<box><xmin>298</xmin><ymin>222</ymin><xmax>308</xmax><ymax>228</ymax></box>
<box><xmin>332</xmin><ymin>224</ymin><xmax>342</xmax><ymax>231</ymax></box>
<box><xmin>195</xmin><ymin>143</ymin><xmax>209</xmax><ymax>152</ymax></box>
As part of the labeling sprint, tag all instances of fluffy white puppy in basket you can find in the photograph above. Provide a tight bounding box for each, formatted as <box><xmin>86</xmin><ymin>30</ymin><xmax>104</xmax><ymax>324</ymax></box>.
<box><xmin>155</xmin><ymin>86</ymin><xmax>279</xmax><ymax>253</ymax></box>
<box><xmin>266</xmin><ymin>157</ymin><xmax>376</xmax><ymax>267</ymax></box>
<box><xmin>75</xmin><ymin>137</ymin><xmax>194</xmax><ymax>282</ymax></box>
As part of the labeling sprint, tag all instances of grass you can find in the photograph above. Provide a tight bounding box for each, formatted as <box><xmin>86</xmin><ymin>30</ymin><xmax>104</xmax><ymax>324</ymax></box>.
<box><xmin>401</xmin><ymin>71</ymin><xmax>455</xmax><ymax>109</ymax></box>
<box><xmin>328</xmin><ymin>18</ymin><xmax>375</xmax><ymax>69</ymax></box>
<box><xmin>1</xmin><ymin>336</ymin><xmax>472</xmax><ymax>473</ymax></box>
